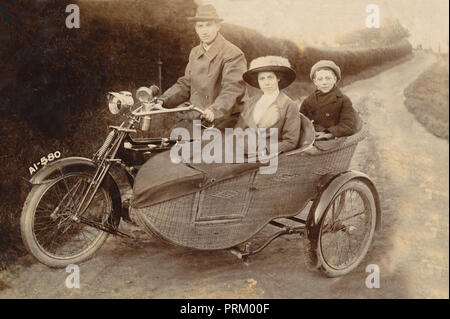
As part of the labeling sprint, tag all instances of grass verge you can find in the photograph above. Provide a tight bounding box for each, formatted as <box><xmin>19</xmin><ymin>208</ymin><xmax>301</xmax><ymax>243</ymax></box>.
<box><xmin>404</xmin><ymin>55</ymin><xmax>449</xmax><ymax>140</ymax></box>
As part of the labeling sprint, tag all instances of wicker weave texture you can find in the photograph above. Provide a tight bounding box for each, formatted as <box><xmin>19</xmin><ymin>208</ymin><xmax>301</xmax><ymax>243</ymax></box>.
<box><xmin>131</xmin><ymin>132</ymin><xmax>363</xmax><ymax>249</ymax></box>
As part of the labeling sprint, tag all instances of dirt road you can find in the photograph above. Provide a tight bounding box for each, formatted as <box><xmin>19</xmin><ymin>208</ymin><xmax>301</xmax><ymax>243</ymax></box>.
<box><xmin>1</xmin><ymin>52</ymin><xmax>447</xmax><ymax>299</ymax></box>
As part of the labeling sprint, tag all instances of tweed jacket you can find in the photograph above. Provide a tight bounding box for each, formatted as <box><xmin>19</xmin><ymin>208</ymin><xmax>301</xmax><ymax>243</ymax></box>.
<box><xmin>300</xmin><ymin>86</ymin><xmax>357</xmax><ymax>137</ymax></box>
<box><xmin>235</xmin><ymin>91</ymin><xmax>301</xmax><ymax>154</ymax></box>
<box><xmin>159</xmin><ymin>33</ymin><xmax>247</xmax><ymax>121</ymax></box>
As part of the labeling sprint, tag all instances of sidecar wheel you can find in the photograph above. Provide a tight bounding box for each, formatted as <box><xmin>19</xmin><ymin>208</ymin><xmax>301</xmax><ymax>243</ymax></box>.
<box><xmin>304</xmin><ymin>178</ymin><xmax>377</xmax><ymax>277</ymax></box>
<box><xmin>21</xmin><ymin>171</ymin><xmax>116</xmax><ymax>268</ymax></box>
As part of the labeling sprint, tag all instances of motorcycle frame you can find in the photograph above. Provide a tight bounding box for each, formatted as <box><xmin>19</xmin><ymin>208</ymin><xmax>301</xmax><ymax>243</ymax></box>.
<box><xmin>26</xmin><ymin>102</ymin><xmax>204</xmax><ymax>232</ymax></box>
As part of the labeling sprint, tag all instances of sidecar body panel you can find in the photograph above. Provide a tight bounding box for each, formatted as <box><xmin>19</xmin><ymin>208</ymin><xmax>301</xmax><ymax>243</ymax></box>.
<box><xmin>131</xmin><ymin>152</ymin><xmax>205</xmax><ymax>208</ymax></box>
<box><xmin>130</xmin><ymin>129</ymin><xmax>366</xmax><ymax>250</ymax></box>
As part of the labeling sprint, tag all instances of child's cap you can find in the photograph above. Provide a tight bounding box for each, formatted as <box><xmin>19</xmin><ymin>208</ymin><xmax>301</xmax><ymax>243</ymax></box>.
<box><xmin>310</xmin><ymin>60</ymin><xmax>341</xmax><ymax>82</ymax></box>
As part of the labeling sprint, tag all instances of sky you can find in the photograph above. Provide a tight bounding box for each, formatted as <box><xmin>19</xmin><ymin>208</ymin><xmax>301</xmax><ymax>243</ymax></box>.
<box><xmin>199</xmin><ymin>0</ymin><xmax>449</xmax><ymax>52</ymax></box>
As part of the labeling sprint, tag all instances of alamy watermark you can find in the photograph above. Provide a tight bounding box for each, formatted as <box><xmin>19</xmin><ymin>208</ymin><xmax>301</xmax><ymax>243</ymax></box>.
<box><xmin>365</xmin><ymin>264</ymin><xmax>380</xmax><ymax>288</ymax></box>
<box><xmin>65</xmin><ymin>264</ymin><xmax>80</xmax><ymax>289</ymax></box>
<box><xmin>65</xmin><ymin>4</ymin><xmax>80</xmax><ymax>29</ymax></box>
<box><xmin>170</xmin><ymin>121</ymin><xmax>279</xmax><ymax>174</ymax></box>
<box><xmin>366</xmin><ymin>4</ymin><xmax>380</xmax><ymax>28</ymax></box>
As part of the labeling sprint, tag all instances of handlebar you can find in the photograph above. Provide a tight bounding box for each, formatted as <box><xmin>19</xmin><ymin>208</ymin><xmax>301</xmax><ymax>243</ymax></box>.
<box><xmin>132</xmin><ymin>103</ymin><xmax>205</xmax><ymax>117</ymax></box>
<box><xmin>132</xmin><ymin>102</ymin><xmax>215</xmax><ymax>129</ymax></box>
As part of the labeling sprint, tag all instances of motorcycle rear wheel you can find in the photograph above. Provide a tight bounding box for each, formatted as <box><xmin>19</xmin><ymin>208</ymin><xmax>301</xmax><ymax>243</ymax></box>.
<box><xmin>21</xmin><ymin>171</ymin><xmax>115</xmax><ymax>268</ymax></box>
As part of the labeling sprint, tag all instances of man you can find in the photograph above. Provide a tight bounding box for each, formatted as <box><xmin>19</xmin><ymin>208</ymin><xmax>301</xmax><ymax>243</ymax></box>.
<box><xmin>156</xmin><ymin>4</ymin><xmax>247</xmax><ymax>131</ymax></box>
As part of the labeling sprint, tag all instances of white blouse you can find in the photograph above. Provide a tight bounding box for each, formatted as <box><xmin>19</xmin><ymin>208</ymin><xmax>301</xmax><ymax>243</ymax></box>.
<box><xmin>252</xmin><ymin>89</ymin><xmax>280</xmax><ymax>126</ymax></box>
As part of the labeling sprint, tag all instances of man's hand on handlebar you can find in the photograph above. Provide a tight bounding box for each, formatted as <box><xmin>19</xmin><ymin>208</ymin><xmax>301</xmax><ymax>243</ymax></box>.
<box><xmin>153</xmin><ymin>99</ymin><xmax>165</xmax><ymax>110</ymax></box>
<box><xmin>202</xmin><ymin>109</ymin><xmax>215</xmax><ymax>122</ymax></box>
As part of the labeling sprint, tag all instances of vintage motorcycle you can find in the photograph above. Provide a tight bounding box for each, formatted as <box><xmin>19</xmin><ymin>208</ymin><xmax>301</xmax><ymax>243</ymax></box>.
<box><xmin>20</xmin><ymin>86</ymin><xmax>381</xmax><ymax>277</ymax></box>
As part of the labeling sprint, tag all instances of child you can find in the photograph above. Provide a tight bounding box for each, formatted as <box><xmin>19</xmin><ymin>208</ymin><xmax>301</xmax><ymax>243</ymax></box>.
<box><xmin>300</xmin><ymin>60</ymin><xmax>358</xmax><ymax>140</ymax></box>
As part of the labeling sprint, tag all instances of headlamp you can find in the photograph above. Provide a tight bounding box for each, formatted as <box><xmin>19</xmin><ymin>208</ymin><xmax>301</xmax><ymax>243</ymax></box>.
<box><xmin>107</xmin><ymin>91</ymin><xmax>134</xmax><ymax>114</ymax></box>
<box><xmin>136</xmin><ymin>85</ymin><xmax>159</xmax><ymax>103</ymax></box>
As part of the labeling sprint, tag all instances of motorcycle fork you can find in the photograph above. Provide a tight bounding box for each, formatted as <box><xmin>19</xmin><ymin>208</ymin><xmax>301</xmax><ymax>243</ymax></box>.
<box><xmin>71</xmin><ymin>129</ymin><xmax>127</xmax><ymax>222</ymax></box>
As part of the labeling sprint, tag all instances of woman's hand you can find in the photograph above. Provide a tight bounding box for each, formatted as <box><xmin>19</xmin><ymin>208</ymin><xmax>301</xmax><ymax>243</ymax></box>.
<box><xmin>315</xmin><ymin>132</ymin><xmax>334</xmax><ymax>140</ymax></box>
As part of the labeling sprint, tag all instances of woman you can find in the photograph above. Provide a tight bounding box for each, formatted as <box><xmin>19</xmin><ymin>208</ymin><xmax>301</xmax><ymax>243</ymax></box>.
<box><xmin>132</xmin><ymin>58</ymin><xmax>301</xmax><ymax>209</ymax></box>
<box><xmin>235</xmin><ymin>56</ymin><xmax>301</xmax><ymax>155</ymax></box>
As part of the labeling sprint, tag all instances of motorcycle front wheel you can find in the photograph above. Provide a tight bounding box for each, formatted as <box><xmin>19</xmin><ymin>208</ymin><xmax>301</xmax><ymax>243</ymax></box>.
<box><xmin>21</xmin><ymin>171</ymin><xmax>116</xmax><ymax>268</ymax></box>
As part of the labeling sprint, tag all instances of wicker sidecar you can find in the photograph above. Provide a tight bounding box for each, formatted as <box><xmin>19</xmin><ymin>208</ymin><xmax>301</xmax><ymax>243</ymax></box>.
<box><xmin>129</xmin><ymin>115</ymin><xmax>381</xmax><ymax>277</ymax></box>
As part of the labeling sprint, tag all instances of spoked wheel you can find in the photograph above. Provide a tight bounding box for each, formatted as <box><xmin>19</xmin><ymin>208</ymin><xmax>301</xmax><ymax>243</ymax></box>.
<box><xmin>305</xmin><ymin>178</ymin><xmax>377</xmax><ymax>277</ymax></box>
<box><xmin>21</xmin><ymin>171</ymin><xmax>117</xmax><ymax>268</ymax></box>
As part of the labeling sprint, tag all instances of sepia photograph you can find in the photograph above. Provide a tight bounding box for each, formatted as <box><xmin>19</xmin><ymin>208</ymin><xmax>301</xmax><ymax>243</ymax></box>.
<box><xmin>0</xmin><ymin>0</ymin><xmax>448</xmax><ymax>301</ymax></box>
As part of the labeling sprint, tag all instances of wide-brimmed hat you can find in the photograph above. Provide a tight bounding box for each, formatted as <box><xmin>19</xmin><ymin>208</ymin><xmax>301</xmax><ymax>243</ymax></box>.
<box><xmin>187</xmin><ymin>4</ymin><xmax>224</xmax><ymax>22</ymax></box>
<box><xmin>310</xmin><ymin>60</ymin><xmax>341</xmax><ymax>82</ymax></box>
<box><xmin>243</xmin><ymin>56</ymin><xmax>296</xmax><ymax>90</ymax></box>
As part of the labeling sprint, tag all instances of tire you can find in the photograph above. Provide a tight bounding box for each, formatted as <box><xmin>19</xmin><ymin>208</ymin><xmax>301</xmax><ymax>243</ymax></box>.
<box><xmin>21</xmin><ymin>171</ymin><xmax>116</xmax><ymax>268</ymax></box>
<box><xmin>304</xmin><ymin>178</ymin><xmax>377</xmax><ymax>277</ymax></box>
